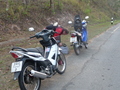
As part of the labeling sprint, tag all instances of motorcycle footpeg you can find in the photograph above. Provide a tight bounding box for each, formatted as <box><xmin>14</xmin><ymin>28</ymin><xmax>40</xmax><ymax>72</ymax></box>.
<box><xmin>47</xmin><ymin>71</ymin><xmax>55</xmax><ymax>78</ymax></box>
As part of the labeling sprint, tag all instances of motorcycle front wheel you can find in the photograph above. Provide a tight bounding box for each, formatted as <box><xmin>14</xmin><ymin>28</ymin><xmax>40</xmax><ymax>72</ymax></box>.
<box><xmin>56</xmin><ymin>51</ymin><xmax>66</xmax><ymax>74</ymax></box>
<box><xmin>73</xmin><ymin>43</ymin><xmax>80</xmax><ymax>55</ymax></box>
<box><xmin>18</xmin><ymin>62</ymin><xmax>41</xmax><ymax>90</ymax></box>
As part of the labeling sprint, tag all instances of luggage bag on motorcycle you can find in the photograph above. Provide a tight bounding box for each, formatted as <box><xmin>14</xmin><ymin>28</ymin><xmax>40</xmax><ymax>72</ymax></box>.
<box><xmin>60</xmin><ymin>44</ymin><xmax>69</xmax><ymax>54</ymax></box>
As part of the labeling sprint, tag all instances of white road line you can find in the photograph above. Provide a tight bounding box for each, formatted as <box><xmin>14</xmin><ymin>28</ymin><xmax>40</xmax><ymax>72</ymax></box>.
<box><xmin>112</xmin><ymin>26</ymin><xmax>119</xmax><ymax>33</ymax></box>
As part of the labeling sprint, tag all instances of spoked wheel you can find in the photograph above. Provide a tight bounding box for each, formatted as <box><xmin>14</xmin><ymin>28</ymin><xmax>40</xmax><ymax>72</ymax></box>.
<box><xmin>18</xmin><ymin>62</ymin><xmax>41</xmax><ymax>90</ymax></box>
<box><xmin>73</xmin><ymin>43</ymin><xmax>80</xmax><ymax>55</ymax></box>
<box><xmin>56</xmin><ymin>51</ymin><xmax>66</xmax><ymax>74</ymax></box>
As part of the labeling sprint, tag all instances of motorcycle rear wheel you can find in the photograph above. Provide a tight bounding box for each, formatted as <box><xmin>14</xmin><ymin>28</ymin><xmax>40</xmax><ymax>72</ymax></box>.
<box><xmin>18</xmin><ymin>62</ymin><xmax>41</xmax><ymax>90</ymax></box>
<box><xmin>73</xmin><ymin>43</ymin><xmax>80</xmax><ymax>55</ymax></box>
<box><xmin>56</xmin><ymin>51</ymin><xmax>66</xmax><ymax>74</ymax></box>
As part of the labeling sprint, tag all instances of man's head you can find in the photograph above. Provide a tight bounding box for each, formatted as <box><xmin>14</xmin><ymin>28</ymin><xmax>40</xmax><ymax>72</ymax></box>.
<box><xmin>62</xmin><ymin>29</ymin><xmax>69</xmax><ymax>35</ymax></box>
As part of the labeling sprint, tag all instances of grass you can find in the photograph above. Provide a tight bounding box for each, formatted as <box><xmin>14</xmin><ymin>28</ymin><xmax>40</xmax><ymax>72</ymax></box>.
<box><xmin>89</xmin><ymin>20</ymin><xmax>120</xmax><ymax>39</ymax></box>
<box><xmin>0</xmin><ymin>20</ymin><xmax>120</xmax><ymax>90</ymax></box>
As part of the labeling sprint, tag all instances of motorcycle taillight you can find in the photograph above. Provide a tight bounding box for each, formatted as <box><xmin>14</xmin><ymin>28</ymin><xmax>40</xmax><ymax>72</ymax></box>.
<box><xmin>71</xmin><ymin>33</ymin><xmax>76</xmax><ymax>37</ymax></box>
<box><xmin>10</xmin><ymin>52</ymin><xmax>23</xmax><ymax>59</ymax></box>
<box><xmin>10</xmin><ymin>53</ymin><xmax>19</xmax><ymax>59</ymax></box>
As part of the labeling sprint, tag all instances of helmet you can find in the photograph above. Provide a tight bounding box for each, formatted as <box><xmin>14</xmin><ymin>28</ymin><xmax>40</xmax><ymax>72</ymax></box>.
<box><xmin>75</xmin><ymin>19</ymin><xmax>81</xmax><ymax>24</ymax></box>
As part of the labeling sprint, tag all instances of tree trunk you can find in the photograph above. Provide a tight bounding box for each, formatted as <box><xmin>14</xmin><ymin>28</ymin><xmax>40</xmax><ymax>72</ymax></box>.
<box><xmin>50</xmin><ymin>0</ymin><xmax>54</xmax><ymax>11</ymax></box>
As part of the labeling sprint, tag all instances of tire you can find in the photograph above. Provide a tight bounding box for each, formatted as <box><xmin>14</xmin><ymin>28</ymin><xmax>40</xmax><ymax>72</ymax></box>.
<box><xmin>18</xmin><ymin>62</ymin><xmax>41</xmax><ymax>90</ymax></box>
<box><xmin>84</xmin><ymin>43</ymin><xmax>88</xmax><ymax>49</ymax></box>
<box><xmin>73</xmin><ymin>43</ymin><xmax>80</xmax><ymax>55</ymax></box>
<box><xmin>56</xmin><ymin>51</ymin><xmax>66</xmax><ymax>74</ymax></box>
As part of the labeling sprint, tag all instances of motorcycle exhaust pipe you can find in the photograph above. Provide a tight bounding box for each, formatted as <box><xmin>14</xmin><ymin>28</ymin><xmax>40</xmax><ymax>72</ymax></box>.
<box><xmin>31</xmin><ymin>70</ymin><xmax>48</xmax><ymax>79</ymax></box>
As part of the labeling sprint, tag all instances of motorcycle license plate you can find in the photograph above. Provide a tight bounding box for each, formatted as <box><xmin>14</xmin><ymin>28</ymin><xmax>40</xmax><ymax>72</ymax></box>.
<box><xmin>70</xmin><ymin>37</ymin><xmax>77</xmax><ymax>42</ymax></box>
<box><xmin>11</xmin><ymin>61</ymin><xmax>23</xmax><ymax>72</ymax></box>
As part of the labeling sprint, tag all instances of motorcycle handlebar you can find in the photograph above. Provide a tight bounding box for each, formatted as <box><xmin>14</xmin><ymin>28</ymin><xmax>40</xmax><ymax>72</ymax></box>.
<box><xmin>30</xmin><ymin>29</ymin><xmax>56</xmax><ymax>39</ymax></box>
<box><xmin>30</xmin><ymin>35</ymin><xmax>36</xmax><ymax>39</ymax></box>
<box><xmin>54</xmin><ymin>31</ymin><xmax>60</xmax><ymax>34</ymax></box>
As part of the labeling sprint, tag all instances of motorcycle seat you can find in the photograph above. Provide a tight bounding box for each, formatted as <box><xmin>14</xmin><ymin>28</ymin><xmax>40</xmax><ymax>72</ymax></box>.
<box><xmin>26</xmin><ymin>47</ymin><xmax>44</xmax><ymax>55</ymax></box>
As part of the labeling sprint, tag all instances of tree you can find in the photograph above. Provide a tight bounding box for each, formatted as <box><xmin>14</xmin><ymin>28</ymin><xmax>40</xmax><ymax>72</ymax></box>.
<box><xmin>50</xmin><ymin>0</ymin><xmax>54</xmax><ymax>11</ymax></box>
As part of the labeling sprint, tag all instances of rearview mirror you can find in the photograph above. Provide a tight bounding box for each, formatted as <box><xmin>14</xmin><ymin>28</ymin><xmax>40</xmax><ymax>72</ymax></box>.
<box><xmin>85</xmin><ymin>16</ymin><xmax>89</xmax><ymax>19</ymax></box>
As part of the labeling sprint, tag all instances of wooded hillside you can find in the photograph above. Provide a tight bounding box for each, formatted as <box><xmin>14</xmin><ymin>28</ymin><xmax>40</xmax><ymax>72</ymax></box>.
<box><xmin>0</xmin><ymin>0</ymin><xmax>120</xmax><ymax>42</ymax></box>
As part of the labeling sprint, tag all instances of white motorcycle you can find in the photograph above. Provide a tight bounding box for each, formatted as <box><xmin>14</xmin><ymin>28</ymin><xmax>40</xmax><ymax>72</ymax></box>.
<box><xmin>10</xmin><ymin>29</ymin><xmax>66</xmax><ymax>90</ymax></box>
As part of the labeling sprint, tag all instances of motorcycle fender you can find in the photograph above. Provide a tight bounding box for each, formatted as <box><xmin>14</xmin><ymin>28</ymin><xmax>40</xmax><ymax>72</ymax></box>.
<box><xmin>13</xmin><ymin>72</ymin><xmax>20</xmax><ymax>80</ymax></box>
<box><xmin>12</xmin><ymin>58</ymin><xmax>30</xmax><ymax>80</ymax></box>
<box><xmin>73</xmin><ymin>42</ymin><xmax>78</xmax><ymax>44</ymax></box>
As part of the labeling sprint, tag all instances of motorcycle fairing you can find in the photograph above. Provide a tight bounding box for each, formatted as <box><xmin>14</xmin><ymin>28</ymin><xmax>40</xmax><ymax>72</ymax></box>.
<box><xmin>81</xmin><ymin>27</ymin><xmax>88</xmax><ymax>42</ymax></box>
<box><xmin>26</xmin><ymin>52</ymin><xmax>46</xmax><ymax>61</ymax></box>
<box><xmin>45</xmin><ymin>44</ymin><xmax>58</xmax><ymax>66</ymax></box>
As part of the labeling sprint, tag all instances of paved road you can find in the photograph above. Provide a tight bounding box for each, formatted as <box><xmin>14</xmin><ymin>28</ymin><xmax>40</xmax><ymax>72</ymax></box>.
<box><xmin>40</xmin><ymin>23</ymin><xmax>120</xmax><ymax>90</ymax></box>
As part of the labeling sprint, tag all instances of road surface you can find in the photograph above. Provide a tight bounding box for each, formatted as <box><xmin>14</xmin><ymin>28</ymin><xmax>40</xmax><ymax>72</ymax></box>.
<box><xmin>40</xmin><ymin>23</ymin><xmax>120</xmax><ymax>90</ymax></box>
